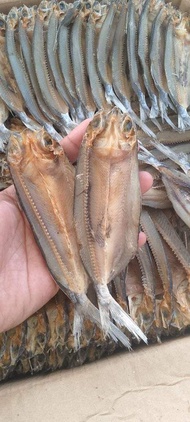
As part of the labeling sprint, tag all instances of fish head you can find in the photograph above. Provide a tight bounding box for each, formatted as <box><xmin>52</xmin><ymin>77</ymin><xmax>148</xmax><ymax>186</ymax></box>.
<box><xmin>7</xmin><ymin>7</ymin><xmax>19</xmax><ymax>28</ymax></box>
<box><xmin>19</xmin><ymin>5</ymin><xmax>36</xmax><ymax>28</ymax></box>
<box><xmin>7</xmin><ymin>129</ymin><xmax>64</xmax><ymax>170</ymax></box>
<box><xmin>7</xmin><ymin>132</ymin><xmax>26</xmax><ymax>167</ymax></box>
<box><xmin>84</xmin><ymin>108</ymin><xmax>137</xmax><ymax>160</ymax></box>
<box><xmin>0</xmin><ymin>14</ymin><xmax>7</xmax><ymax>32</ymax></box>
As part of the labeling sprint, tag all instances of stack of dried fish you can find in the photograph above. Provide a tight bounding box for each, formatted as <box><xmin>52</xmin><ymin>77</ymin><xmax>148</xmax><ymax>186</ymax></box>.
<box><xmin>0</xmin><ymin>0</ymin><xmax>190</xmax><ymax>145</ymax></box>
<box><xmin>1</xmin><ymin>0</ymin><xmax>190</xmax><ymax>382</ymax></box>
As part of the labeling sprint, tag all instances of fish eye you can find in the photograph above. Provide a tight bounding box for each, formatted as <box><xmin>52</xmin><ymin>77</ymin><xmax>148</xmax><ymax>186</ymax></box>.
<box><xmin>0</xmin><ymin>18</ymin><xmax>5</xmax><ymax>27</ymax></box>
<box><xmin>85</xmin><ymin>2</ymin><xmax>91</xmax><ymax>9</ymax></box>
<box><xmin>91</xmin><ymin>115</ymin><xmax>102</xmax><ymax>129</ymax></box>
<box><xmin>21</xmin><ymin>8</ymin><xmax>28</xmax><ymax>17</ymax></box>
<box><xmin>9</xmin><ymin>11</ymin><xmax>17</xmax><ymax>20</ymax></box>
<box><xmin>59</xmin><ymin>1</ymin><xmax>66</xmax><ymax>10</ymax></box>
<box><xmin>44</xmin><ymin>136</ymin><xmax>53</xmax><ymax>147</ymax></box>
<box><xmin>123</xmin><ymin>119</ymin><xmax>133</xmax><ymax>132</ymax></box>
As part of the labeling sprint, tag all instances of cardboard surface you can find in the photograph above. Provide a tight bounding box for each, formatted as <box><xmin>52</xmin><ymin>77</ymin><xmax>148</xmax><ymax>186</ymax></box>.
<box><xmin>1</xmin><ymin>336</ymin><xmax>190</xmax><ymax>422</ymax></box>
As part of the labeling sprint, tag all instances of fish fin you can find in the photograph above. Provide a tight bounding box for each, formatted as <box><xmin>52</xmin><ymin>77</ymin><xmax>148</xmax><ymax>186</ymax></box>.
<box><xmin>96</xmin><ymin>285</ymin><xmax>148</xmax><ymax>344</ymax></box>
<box><xmin>76</xmin><ymin>294</ymin><xmax>132</xmax><ymax>349</ymax></box>
<box><xmin>73</xmin><ymin>306</ymin><xmax>84</xmax><ymax>350</ymax></box>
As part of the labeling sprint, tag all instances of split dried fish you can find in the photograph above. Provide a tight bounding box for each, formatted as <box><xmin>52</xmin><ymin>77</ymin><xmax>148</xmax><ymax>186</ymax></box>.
<box><xmin>0</xmin><ymin>0</ymin><xmax>189</xmax><ymax>149</ymax></box>
<box><xmin>1</xmin><ymin>0</ymin><xmax>190</xmax><ymax>381</ymax></box>
<box><xmin>74</xmin><ymin>108</ymin><xmax>146</xmax><ymax>342</ymax></box>
<box><xmin>7</xmin><ymin>126</ymin><xmax>144</xmax><ymax>349</ymax></box>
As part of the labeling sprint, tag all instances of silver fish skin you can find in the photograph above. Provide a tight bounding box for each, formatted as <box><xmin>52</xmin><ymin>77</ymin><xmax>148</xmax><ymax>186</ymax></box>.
<box><xmin>74</xmin><ymin>108</ymin><xmax>147</xmax><ymax>344</ymax></box>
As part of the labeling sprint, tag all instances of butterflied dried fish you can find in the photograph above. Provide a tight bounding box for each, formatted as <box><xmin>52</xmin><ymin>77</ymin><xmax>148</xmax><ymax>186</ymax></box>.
<box><xmin>139</xmin><ymin>146</ymin><xmax>190</xmax><ymax>228</ymax></box>
<box><xmin>129</xmin><ymin>244</ymin><xmax>156</xmax><ymax>334</ymax></box>
<box><xmin>1</xmin><ymin>0</ymin><xmax>190</xmax><ymax>382</ymax></box>
<box><xmin>6</xmin><ymin>8</ymin><xmax>63</xmax><ymax>143</ymax></box>
<box><xmin>71</xmin><ymin>10</ymin><xmax>96</xmax><ymax>118</ymax></box>
<box><xmin>74</xmin><ymin>108</ymin><xmax>147</xmax><ymax>343</ymax></box>
<box><xmin>127</xmin><ymin>0</ymin><xmax>150</xmax><ymax>121</ymax></box>
<box><xmin>46</xmin><ymin>7</ymin><xmax>77</xmax><ymax>119</ymax></box>
<box><xmin>86</xmin><ymin>14</ymin><xmax>108</xmax><ymax>110</ymax></box>
<box><xmin>18</xmin><ymin>7</ymin><xmax>64</xmax><ymax>138</ymax></box>
<box><xmin>7</xmin><ymin>127</ymin><xmax>135</xmax><ymax>349</ymax></box>
<box><xmin>58</xmin><ymin>7</ymin><xmax>85</xmax><ymax>121</ymax></box>
<box><xmin>138</xmin><ymin>0</ymin><xmax>160</xmax><ymax>118</ymax></box>
<box><xmin>150</xmin><ymin>5</ymin><xmax>177</xmax><ymax>128</ymax></box>
<box><xmin>111</xmin><ymin>0</ymin><xmax>156</xmax><ymax>138</ymax></box>
<box><xmin>97</xmin><ymin>3</ymin><xmax>126</xmax><ymax>111</ymax></box>
<box><xmin>165</xmin><ymin>14</ymin><xmax>190</xmax><ymax>130</ymax></box>
<box><xmin>33</xmin><ymin>4</ymin><xmax>75</xmax><ymax>132</ymax></box>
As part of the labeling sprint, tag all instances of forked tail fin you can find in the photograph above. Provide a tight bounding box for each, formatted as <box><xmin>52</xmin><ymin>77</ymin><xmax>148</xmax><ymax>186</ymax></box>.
<box><xmin>95</xmin><ymin>285</ymin><xmax>148</xmax><ymax>345</ymax></box>
<box><xmin>74</xmin><ymin>293</ymin><xmax>137</xmax><ymax>350</ymax></box>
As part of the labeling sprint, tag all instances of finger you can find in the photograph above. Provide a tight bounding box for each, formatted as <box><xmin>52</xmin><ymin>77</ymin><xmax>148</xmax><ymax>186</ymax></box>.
<box><xmin>60</xmin><ymin>119</ymin><xmax>91</xmax><ymax>163</ymax></box>
<box><xmin>139</xmin><ymin>171</ymin><xmax>153</xmax><ymax>194</ymax></box>
<box><xmin>138</xmin><ymin>231</ymin><xmax>146</xmax><ymax>248</ymax></box>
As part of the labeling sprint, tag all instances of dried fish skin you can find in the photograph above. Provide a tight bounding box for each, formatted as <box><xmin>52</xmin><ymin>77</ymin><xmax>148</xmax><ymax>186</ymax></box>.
<box><xmin>74</xmin><ymin>108</ymin><xmax>147</xmax><ymax>343</ymax></box>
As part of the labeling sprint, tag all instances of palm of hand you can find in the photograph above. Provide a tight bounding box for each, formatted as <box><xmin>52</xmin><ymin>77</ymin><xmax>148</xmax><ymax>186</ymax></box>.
<box><xmin>0</xmin><ymin>186</ymin><xmax>59</xmax><ymax>332</ymax></box>
<box><xmin>0</xmin><ymin>120</ymin><xmax>153</xmax><ymax>333</ymax></box>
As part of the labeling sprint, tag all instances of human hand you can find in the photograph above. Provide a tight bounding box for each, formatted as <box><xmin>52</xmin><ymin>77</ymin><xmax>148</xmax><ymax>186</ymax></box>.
<box><xmin>0</xmin><ymin>120</ymin><xmax>153</xmax><ymax>333</ymax></box>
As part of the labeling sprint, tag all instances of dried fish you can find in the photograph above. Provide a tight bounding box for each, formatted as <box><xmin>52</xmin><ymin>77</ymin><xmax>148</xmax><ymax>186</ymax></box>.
<box><xmin>7</xmin><ymin>127</ymin><xmax>137</xmax><ymax>349</ymax></box>
<box><xmin>165</xmin><ymin>14</ymin><xmax>190</xmax><ymax>130</ymax></box>
<box><xmin>86</xmin><ymin>14</ymin><xmax>108</xmax><ymax>110</ymax></box>
<box><xmin>33</xmin><ymin>7</ymin><xmax>75</xmax><ymax>132</ymax></box>
<box><xmin>58</xmin><ymin>7</ymin><xmax>85</xmax><ymax>120</ymax></box>
<box><xmin>74</xmin><ymin>108</ymin><xmax>146</xmax><ymax>343</ymax></box>
<box><xmin>6</xmin><ymin>8</ymin><xmax>63</xmax><ymax>143</ymax></box>
<box><xmin>1</xmin><ymin>0</ymin><xmax>190</xmax><ymax>381</ymax></box>
<box><xmin>139</xmin><ymin>146</ymin><xmax>190</xmax><ymax>228</ymax></box>
<box><xmin>71</xmin><ymin>10</ymin><xmax>96</xmax><ymax>117</ymax></box>
<box><xmin>46</xmin><ymin>8</ymin><xmax>76</xmax><ymax>119</ymax></box>
<box><xmin>138</xmin><ymin>0</ymin><xmax>160</xmax><ymax>118</ymax></box>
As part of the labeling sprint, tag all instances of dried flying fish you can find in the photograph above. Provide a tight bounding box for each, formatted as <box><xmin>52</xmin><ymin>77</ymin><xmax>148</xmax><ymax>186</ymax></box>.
<box><xmin>74</xmin><ymin>108</ymin><xmax>146</xmax><ymax>343</ymax></box>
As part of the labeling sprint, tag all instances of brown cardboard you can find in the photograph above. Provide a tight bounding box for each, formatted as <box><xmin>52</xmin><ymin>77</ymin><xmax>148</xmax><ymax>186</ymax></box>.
<box><xmin>1</xmin><ymin>336</ymin><xmax>190</xmax><ymax>422</ymax></box>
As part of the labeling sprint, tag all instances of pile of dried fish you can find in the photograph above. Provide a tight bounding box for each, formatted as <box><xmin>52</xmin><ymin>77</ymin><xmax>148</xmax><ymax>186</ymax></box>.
<box><xmin>0</xmin><ymin>0</ymin><xmax>190</xmax><ymax>145</ymax></box>
<box><xmin>1</xmin><ymin>0</ymin><xmax>190</xmax><ymax>382</ymax></box>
